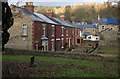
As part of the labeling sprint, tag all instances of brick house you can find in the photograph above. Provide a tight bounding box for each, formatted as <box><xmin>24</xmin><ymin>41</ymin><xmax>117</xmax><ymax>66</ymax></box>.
<box><xmin>5</xmin><ymin>2</ymin><xmax>80</xmax><ymax>51</ymax></box>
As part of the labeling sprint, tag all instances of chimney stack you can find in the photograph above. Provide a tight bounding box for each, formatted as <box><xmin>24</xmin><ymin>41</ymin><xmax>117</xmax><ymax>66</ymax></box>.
<box><xmin>46</xmin><ymin>10</ymin><xmax>53</xmax><ymax>17</ymax></box>
<box><xmin>24</xmin><ymin>2</ymin><xmax>34</xmax><ymax>12</ymax></box>
<box><xmin>59</xmin><ymin>15</ymin><xmax>64</xmax><ymax>21</ymax></box>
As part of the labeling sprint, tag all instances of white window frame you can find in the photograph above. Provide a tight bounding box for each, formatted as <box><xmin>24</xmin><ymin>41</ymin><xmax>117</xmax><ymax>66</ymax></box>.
<box><xmin>52</xmin><ymin>25</ymin><xmax>54</xmax><ymax>37</ymax></box>
<box><xmin>75</xmin><ymin>28</ymin><xmax>77</xmax><ymax>35</ymax></box>
<box><xmin>61</xmin><ymin>38</ymin><xmax>64</xmax><ymax>48</ymax></box>
<box><xmin>66</xmin><ymin>38</ymin><xmax>68</xmax><ymax>42</ymax></box>
<box><xmin>72</xmin><ymin>28</ymin><xmax>74</xmax><ymax>36</ymax></box>
<box><xmin>51</xmin><ymin>40</ymin><xmax>54</xmax><ymax>51</ymax></box>
<box><xmin>102</xmin><ymin>26</ymin><xmax>104</xmax><ymax>30</ymax></box>
<box><xmin>62</xmin><ymin>26</ymin><xmax>64</xmax><ymax>36</ymax></box>
<box><xmin>66</xmin><ymin>27</ymin><xmax>68</xmax><ymax>36</ymax></box>
<box><xmin>22</xmin><ymin>23</ymin><xmax>27</xmax><ymax>36</ymax></box>
<box><xmin>42</xmin><ymin>24</ymin><xmax>46</xmax><ymax>37</ymax></box>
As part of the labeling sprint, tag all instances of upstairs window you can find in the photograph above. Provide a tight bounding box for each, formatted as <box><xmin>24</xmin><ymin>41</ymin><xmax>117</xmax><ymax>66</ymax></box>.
<box><xmin>88</xmin><ymin>37</ymin><xmax>91</xmax><ymax>39</ymax></box>
<box><xmin>61</xmin><ymin>38</ymin><xmax>64</xmax><ymax>48</ymax></box>
<box><xmin>78</xmin><ymin>29</ymin><xmax>79</xmax><ymax>35</ymax></box>
<box><xmin>66</xmin><ymin>27</ymin><xmax>68</xmax><ymax>36</ymax></box>
<box><xmin>102</xmin><ymin>26</ymin><xmax>104</xmax><ymax>30</ymax></box>
<box><xmin>52</xmin><ymin>25</ymin><xmax>54</xmax><ymax>37</ymax></box>
<box><xmin>22</xmin><ymin>24</ymin><xmax>27</xmax><ymax>36</ymax></box>
<box><xmin>62</xmin><ymin>26</ymin><xmax>64</xmax><ymax>36</ymax></box>
<box><xmin>75</xmin><ymin>28</ymin><xmax>77</xmax><ymax>35</ymax></box>
<box><xmin>72</xmin><ymin>28</ymin><xmax>74</xmax><ymax>36</ymax></box>
<box><xmin>42</xmin><ymin>24</ymin><xmax>46</xmax><ymax>37</ymax></box>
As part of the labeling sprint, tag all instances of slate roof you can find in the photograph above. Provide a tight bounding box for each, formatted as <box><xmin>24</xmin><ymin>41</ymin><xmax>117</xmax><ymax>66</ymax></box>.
<box><xmin>83</xmin><ymin>32</ymin><xmax>92</xmax><ymax>36</ymax></box>
<box><xmin>16</xmin><ymin>7</ymin><xmax>45</xmax><ymax>22</ymax></box>
<box><xmin>34</xmin><ymin>12</ymin><xmax>58</xmax><ymax>25</ymax></box>
<box><xmin>41</xmin><ymin>37</ymin><xmax>48</xmax><ymax>40</ymax></box>
<box><xmin>99</xmin><ymin>18</ymin><xmax>119</xmax><ymax>25</ymax></box>
<box><xmin>108</xmin><ymin>18</ymin><xmax>118</xmax><ymax>24</ymax></box>
<box><xmin>99</xmin><ymin>18</ymin><xmax>108</xmax><ymax>25</ymax></box>
<box><xmin>16</xmin><ymin>7</ymin><xmax>58</xmax><ymax>25</ymax></box>
<box><xmin>75</xmin><ymin>25</ymin><xmax>83</xmax><ymax>31</ymax></box>
<box><xmin>16</xmin><ymin>7</ymin><xmax>79</xmax><ymax>28</ymax></box>
<box><xmin>73</xmin><ymin>22</ymin><xmax>87</xmax><ymax>25</ymax></box>
<box><xmin>92</xmin><ymin>20</ymin><xmax>98</xmax><ymax>24</ymax></box>
<box><xmin>84</xmin><ymin>25</ymin><xmax>96</xmax><ymax>28</ymax></box>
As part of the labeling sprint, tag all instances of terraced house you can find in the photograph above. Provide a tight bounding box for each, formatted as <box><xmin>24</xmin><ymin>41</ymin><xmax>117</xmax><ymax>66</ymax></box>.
<box><xmin>5</xmin><ymin>2</ymin><xmax>81</xmax><ymax>51</ymax></box>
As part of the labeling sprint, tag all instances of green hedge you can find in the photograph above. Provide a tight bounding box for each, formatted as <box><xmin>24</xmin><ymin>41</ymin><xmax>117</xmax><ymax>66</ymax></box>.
<box><xmin>3</xmin><ymin>48</ymin><xmax>118</xmax><ymax>62</ymax></box>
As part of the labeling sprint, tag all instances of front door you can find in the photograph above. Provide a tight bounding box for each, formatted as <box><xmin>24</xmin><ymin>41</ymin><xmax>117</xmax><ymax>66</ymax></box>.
<box><xmin>42</xmin><ymin>40</ymin><xmax>48</xmax><ymax>51</ymax></box>
<box><xmin>56</xmin><ymin>40</ymin><xmax>60</xmax><ymax>51</ymax></box>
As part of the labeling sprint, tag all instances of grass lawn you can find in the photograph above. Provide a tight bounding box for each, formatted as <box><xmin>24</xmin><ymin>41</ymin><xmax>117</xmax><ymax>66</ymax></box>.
<box><xmin>99</xmin><ymin>46</ymin><xmax>119</xmax><ymax>55</ymax></box>
<box><xmin>2</xmin><ymin>55</ymin><xmax>119</xmax><ymax>77</ymax></box>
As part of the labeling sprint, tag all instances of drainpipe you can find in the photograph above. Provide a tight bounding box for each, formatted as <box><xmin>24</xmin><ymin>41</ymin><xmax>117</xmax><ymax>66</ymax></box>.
<box><xmin>55</xmin><ymin>25</ymin><xmax>56</xmax><ymax>51</ymax></box>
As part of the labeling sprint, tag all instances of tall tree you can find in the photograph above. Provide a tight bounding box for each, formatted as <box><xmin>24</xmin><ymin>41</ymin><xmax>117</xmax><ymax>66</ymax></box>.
<box><xmin>2</xmin><ymin>2</ymin><xmax>14</xmax><ymax>51</ymax></box>
<box><xmin>64</xmin><ymin>5</ymin><xmax>71</xmax><ymax>21</ymax></box>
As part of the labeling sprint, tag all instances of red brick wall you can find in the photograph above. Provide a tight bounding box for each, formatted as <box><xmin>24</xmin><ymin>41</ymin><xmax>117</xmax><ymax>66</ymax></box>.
<box><xmin>24</xmin><ymin>5</ymin><xmax>34</xmax><ymax>12</ymax></box>
<box><xmin>32</xmin><ymin>22</ymin><xmax>42</xmax><ymax>50</ymax></box>
<box><xmin>32</xmin><ymin>21</ymin><xmax>80</xmax><ymax>51</ymax></box>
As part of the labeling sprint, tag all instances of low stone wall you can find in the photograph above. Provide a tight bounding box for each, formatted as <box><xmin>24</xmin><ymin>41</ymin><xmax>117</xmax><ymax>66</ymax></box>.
<box><xmin>99</xmin><ymin>40</ymin><xmax>119</xmax><ymax>47</ymax></box>
<box><xmin>3</xmin><ymin>48</ymin><xmax>118</xmax><ymax>62</ymax></box>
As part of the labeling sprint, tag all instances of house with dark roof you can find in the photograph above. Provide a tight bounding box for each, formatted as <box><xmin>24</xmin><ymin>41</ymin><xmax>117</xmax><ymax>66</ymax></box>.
<box><xmin>92</xmin><ymin>20</ymin><xmax>98</xmax><ymax>25</ymax></box>
<box><xmin>98</xmin><ymin>18</ymin><xmax>119</xmax><ymax>40</ymax></box>
<box><xmin>5</xmin><ymin>2</ymin><xmax>81</xmax><ymax>51</ymax></box>
<box><xmin>98</xmin><ymin>18</ymin><xmax>119</xmax><ymax>46</ymax></box>
<box><xmin>74</xmin><ymin>22</ymin><xmax>98</xmax><ymax>35</ymax></box>
<box><xmin>73</xmin><ymin>22</ymin><xmax>99</xmax><ymax>42</ymax></box>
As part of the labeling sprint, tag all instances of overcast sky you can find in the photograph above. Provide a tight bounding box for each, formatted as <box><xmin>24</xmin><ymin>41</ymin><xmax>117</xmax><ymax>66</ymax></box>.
<box><xmin>8</xmin><ymin>0</ymin><xmax>110</xmax><ymax>6</ymax></box>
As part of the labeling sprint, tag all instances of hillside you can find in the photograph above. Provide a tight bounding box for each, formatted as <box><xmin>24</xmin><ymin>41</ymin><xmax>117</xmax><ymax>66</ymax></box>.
<box><xmin>34</xmin><ymin>2</ymin><xmax>119</xmax><ymax>23</ymax></box>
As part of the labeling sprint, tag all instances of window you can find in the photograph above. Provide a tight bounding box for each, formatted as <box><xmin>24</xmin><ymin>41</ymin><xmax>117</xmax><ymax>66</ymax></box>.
<box><xmin>46</xmin><ymin>42</ymin><xmax>48</xmax><ymax>50</ymax></box>
<box><xmin>62</xmin><ymin>26</ymin><xmax>64</xmax><ymax>36</ymax></box>
<box><xmin>51</xmin><ymin>41</ymin><xmax>54</xmax><ymax>51</ymax></box>
<box><xmin>77</xmin><ymin>39</ymin><xmax>80</xmax><ymax>44</ymax></box>
<box><xmin>22</xmin><ymin>24</ymin><xmax>27</xmax><ymax>36</ymax></box>
<box><xmin>78</xmin><ymin>29</ymin><xmax>80</xmax><ymax>36</ymax></box>
<box><xmin>42</xmin><ymin>24</ymin><xmax>45</xmax><ymax>37</ymax></box>
<box><xmin>66</xmin><ymin>38</ymin><xmax>68</xmax><ymax>42</ymax></box>
<box><xmin>72</xmin><ymin>28</ymin><xmax>74</xmax><ymax>36</ymax></box>
<box><xmin>88</xmin><ymin>37</ymin><xmax>91</xmax><ymax>39</ymax></box>
<box><xmin>119</xmin><ymin>26</ymin><xmax>120</xmax><ymax>31</ymax></box>
<box><xmin>75</xmin><ymin>28</ymin><xmax>77</xmax><ymax>35</ymax></box>
<box><xmin>102</xmin><ymin>26</ymin><xmax>104</xmax><ymax>30</ymax></box>
<box><xmin>51</xmin><ymin>25</ymin><xmax>54</xmax><ymax>36</ymax></box>
<box><xmin>110</xmin><ymin>27</ymin><xmax>113</xmax><ymax>30</ymax></box>
<box><xmin>66</xmin><ymin>27</ymin><xmax>68</xmax><ymax>36</ymax></box>
<box><xmin>61</xmin><ymin>38</ymin><xmax>64</xmax><ymax>48</ymax></box>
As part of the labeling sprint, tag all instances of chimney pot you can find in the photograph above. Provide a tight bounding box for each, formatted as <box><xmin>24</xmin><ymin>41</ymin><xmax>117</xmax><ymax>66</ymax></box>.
<box><xmin>59</xmin><ymin>15</ymin><xmax>64</xmax><ymax>21</ymax></box>
<box><xmin>24</xmin><ymin>2</ymin><xmax>34</xmax><ymax>12</ymax></box>
<box><xmin>46</xmin><ymin>10</ymin><xmax>53</xmax><ymax>17</ymax></box>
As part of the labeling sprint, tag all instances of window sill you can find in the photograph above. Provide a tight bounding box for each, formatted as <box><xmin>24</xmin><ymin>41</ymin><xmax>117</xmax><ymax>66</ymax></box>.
<box><xmin>21</xmin><ymin>35</ymin><xmax>28</xmax><ymax>37</ymax></box>
<box><xmin>52</xmin><ymin>35</ymin><xmax>54</xmax><ymax>37</ymax></box>
<box><xmin>61</xmin><ymin>47</ymin><xmax>64</xmax><ymax>48</ymax></box>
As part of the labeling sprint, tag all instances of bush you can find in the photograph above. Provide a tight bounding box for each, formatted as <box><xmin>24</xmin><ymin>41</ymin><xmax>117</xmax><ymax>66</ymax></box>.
<box><xmin>64</xmin><ymin>42</ymin><xmax>68</xmax><ymax>49</ymax></box>
<box><xmin>70</xmin><ymin>46</ymin><xmax>75</xmax><ymax>49</ymax></box>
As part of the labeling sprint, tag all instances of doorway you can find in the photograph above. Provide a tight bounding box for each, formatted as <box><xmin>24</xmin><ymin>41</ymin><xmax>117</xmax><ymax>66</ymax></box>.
<box><xmin>42</xmin><ymin>40</ymin><xmax>48</xmax><ymax>51</ymax></box>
